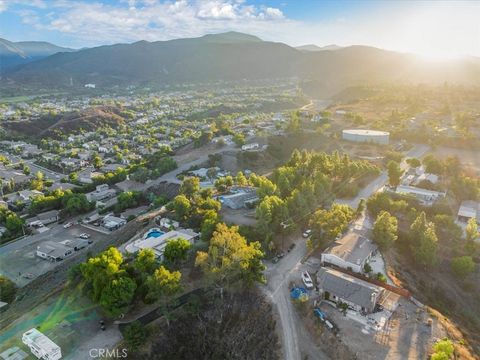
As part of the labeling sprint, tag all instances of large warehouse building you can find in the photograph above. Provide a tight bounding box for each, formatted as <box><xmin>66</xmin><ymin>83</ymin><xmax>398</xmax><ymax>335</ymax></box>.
<box><xmin>342</xmin><ymin>129</ymin><xmax>390</xmax><ymax>145</ymax></box>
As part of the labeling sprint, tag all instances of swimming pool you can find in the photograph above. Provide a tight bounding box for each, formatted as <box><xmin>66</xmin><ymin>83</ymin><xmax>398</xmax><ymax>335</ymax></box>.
<box><xmin>144</xmin><ymin>228</ymin><xmax>165</xmax><ymax>239</ymax></box>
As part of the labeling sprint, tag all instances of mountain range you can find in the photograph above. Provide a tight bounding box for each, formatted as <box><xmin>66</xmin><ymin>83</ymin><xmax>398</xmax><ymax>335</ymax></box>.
<box><xmin>2</xmin><ymin>32</ymin><xmax>480</xmax><ymax>96</ymax></box>
<box><xmin>0</xmin><ymin>38</ymin><xmax>75</xmax><ymax>72</ymax></box>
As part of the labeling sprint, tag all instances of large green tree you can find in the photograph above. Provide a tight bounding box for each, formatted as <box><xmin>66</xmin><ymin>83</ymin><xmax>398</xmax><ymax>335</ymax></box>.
<box><xmin>171</xmin><ymin>195</ymin><xmax>191</xmax><ymax>220</ymax></box>
<box><xmin>410</xmin><ymin>212</ymin><xmax>438</xmax><ymax>267</ymax></box>
<box><xmin>195</xmin><ymin>223</ymin><xmax>265</xmax><ymax>286</ymax></box>
<box><xmin>145</xmin><ymin>266</ymin><xmax>181</xmax><ymax>302</ymax></box>
<box><xmin>133</xmin><ymin>248</ymin><xmax>157</xmax><ymax>275</ymax></box>
<box><xmin>309</xmin><ymin>204</ymin><xmax>354</xmax><ymax>245</ymax></box>
<box><xmin>372</xmin><ymin>211</ymin><xmax>398</xmax><ymax>250</ymax></box>
<box><xmin>99</xmin><ymin>276</ymin><xmax>137</xmax><ymax>316</ymax></box>
<box><xmin>387</xmin><ymin>160</ymin><xmax>403</xmax><ymax>188</ymax></box>
<box><xmin>0</xmin><ymin>275</ymin><xmax>16</xmax><ymax>303</ymax></box>
<box><xmin>451</xmin><ymin>256</ymin><xmax>475</xmax><ymax>279</ymax></box>
<box><xmin>164</xmin><ymin>238</ymin><xmax>192</xmax><ymax>264</ymax></box>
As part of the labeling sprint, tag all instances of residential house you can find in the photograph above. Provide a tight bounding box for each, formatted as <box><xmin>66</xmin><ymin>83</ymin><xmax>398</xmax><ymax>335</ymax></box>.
<box><xmin>26</xmin><ymin>210</ymin><xmax>59</xmax><ymax>227</ymax></box>
<box><xmin>221</xmin><ymin>188</ymin><xmax>259</xmax><ymax>210</ymax></box>
<box><xmin>321</xmin><ymin>232</ymin><xmax>377</xmax><ymax>273</ymax></box>
<box><xmin>457</xmin><ymin>200</ymin><xmax>480</xmax><ymax>224</ymax></box>
<box><xmin>316</xmin><ymin>267</ymin><xmax>385</xmax><ymax>314</ymax></box>
<box><xmin>125</xmin><ymin>228</ymin><xmax>199</xmax><ymax>261</ymax></box>
<box><xmin>102</xmin><ymin>215</ymin><xmax>127</xmax><ymax>231</ymax></box>
<box><xmin>395</xmin><ymin>185</ymin><xmax>445</xmax><ymax>205</ymax></box>
<box><xmin>36</xmin><ymin>241</ymin><xmax>73</xmax><ymax>261</ymax></box>
<box><xmin>86</xmin><ymin>184</ymin><xmax>116</xmax><ymax>202</ymax></box>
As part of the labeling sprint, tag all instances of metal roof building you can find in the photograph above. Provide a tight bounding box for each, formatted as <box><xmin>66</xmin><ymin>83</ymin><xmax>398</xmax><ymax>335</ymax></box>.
<box><xmin>342</xmin><ymin>129</ymin><xmax>390</xmax><ymax>145</ymax></box>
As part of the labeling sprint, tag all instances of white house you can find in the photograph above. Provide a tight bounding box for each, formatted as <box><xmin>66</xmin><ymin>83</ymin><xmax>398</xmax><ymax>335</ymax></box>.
<box><xmin>125</xmin><ymin>228</ymin><xmax>199</xmax><ymax>261</ymax></box>
<box><xmin>241</xmin><ymin>143</ymin><xmax>259</xmax><ymax>151</ymax></box>
<box><xmin>22</xmin><ymin>328</ymin><xmax>62</xmax><ymax>360</ymax></box>
<box><xmin>395</xmin><ymin>185</ymin><xmax>445</xmax><ymax>205</ymax></box>
<box><xmin>321</xmin><ymin>232</ymin><xmax>377</xmax><ymax>273</ymax></box>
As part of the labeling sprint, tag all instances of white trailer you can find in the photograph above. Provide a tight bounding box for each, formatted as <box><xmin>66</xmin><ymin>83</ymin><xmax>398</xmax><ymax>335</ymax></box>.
<box><xmin>22</xmin><ymin>328</ymin><xmax>62</xmax><ymax>360</ymax></box>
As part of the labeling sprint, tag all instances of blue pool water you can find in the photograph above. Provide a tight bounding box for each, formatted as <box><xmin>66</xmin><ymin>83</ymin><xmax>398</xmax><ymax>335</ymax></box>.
<box><xmin>146</xmin><ymin>230</ymin><xmax>165</xmax><ymax>238</ymax></box>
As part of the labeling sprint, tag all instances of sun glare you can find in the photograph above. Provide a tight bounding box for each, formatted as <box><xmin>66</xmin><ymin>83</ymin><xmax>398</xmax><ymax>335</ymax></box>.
<box><xmin>393</xmin><ymin>3</ymin><xmax>478</xmax><ymax>61</ymax></box>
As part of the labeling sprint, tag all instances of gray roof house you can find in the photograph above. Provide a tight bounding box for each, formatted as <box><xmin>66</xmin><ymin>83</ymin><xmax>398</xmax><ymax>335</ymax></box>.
<box><xmin>317</xmin><ymin>267</ymin><xmax>384</xmax><ymax>313</ymax></box>
<box><xmin>321</xmin><ymin>232</ymin><xmax>377</xmax><ymax>273</ymax></box>
<box><xmin>221</xmin><ymin>189</ymin><xmax>259</xmax><ymax>210</ymax></box>
<box><xmin>457</xmin><ymin>200</ymin><xmax>480</xmax><ymax>224</ymax></box>
<box><xmin>36</xmin><ymin>241</ymin><xmax>73</xmax><ymax>261</ymax></box>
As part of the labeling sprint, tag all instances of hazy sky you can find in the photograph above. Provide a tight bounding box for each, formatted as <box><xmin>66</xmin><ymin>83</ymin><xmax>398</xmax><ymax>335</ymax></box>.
<box><xmin>1</xmin><ymin>0</ymin><xmax>479</xmax><ymax>59</ymax></box>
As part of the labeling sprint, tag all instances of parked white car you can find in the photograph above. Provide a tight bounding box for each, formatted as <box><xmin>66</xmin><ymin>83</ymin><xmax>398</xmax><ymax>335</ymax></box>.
<box><xmin>79</xmin><ymin>233</ymin><xmax>90</xmax><ymax>239</ymax></box>
<box><xmin>302</xmin><ymin>229</ymin><xmax>312</xmax><ymax>238</ymax></box>
<box><xmin>301</xmin><ymin>271</ymin><xmax>314</xmax><ymax>289</ymax></box>
<box><xmin>63</xmin><ymin>222</ymin><xmax>73</xmax><ymax>229</ymax></box>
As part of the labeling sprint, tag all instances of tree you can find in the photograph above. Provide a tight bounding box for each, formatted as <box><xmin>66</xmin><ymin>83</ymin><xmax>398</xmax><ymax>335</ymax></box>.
<box><xmin>200</xmin><ymin>210</ymin><xmax>220</xmax><ymax>242</ymax></box>
<box><xmin>451</xmin><ymin>256</ymin><xmax>475</xmax><ymax>279</ymax></box>
<box><xmin>410</xmin><ymin>212</ymin><xmax>438</xmax><ymax>267</ymax></box>
<box><xmin>180</xmin><ymin>177</ymin><xmax>200</xmax><ymax>199</ymax></box>
<box><xmin>309</xmin><ymin>204</ymin><xmax>354</xmax><ymax>246</ymax></box>
<box><xmin>235</xmin><ymin>171</ymin><xmax>248</xmax><ymax>186</ymax></box>
<box><xmin>406</xmin><ymin>158</ymin><xmax>421</xmax><ymax>168</ymax></box>
<box><xmin>465</xmin><ymin>217</ymin><xmax>478</xmax><ymax>242</ymax></box>
<box><xmin>80</xmin><ymin>247</ymin><xmax>124</xmax><ymax>301</ymax></box>
<box><xmin>0</xmin><ymin>275</ymin><xmax>16</xmax><ymax>303</ymax></box>
<box><xmin>422</xmin><ymin>154</ymin><xmax>444</xmax><ymax>175</ymax></box>
<box><xmin>171</xmin><ymin>195</ymin><xmax>191</xmax><ymax>220</ymax></box>
<box><xmin>432</xmin><ymin>339</ymin><xmax>454</xmax><ymax>359</ymax></box>
<box><xmin>5</xmin><ymin>214</ymin><xmax>24</xmax><ymax>234</ymax></box>
<box><xmin>164</xmin><ymin>238</ymin><xmax>192</xmax><ymax>264</ymax></box>
<box><xmin>133</xmin><ymin>248</ymin><xmax>157</xmax><ymax>274</ymax></box>
<box><xmin>363</xmin><ymin>263</ymin><xmax>372</xmax><ymax>274</ymax></box>
<box><xmin>145</xmin><ymin>265</ymin><xmax>181</xmax><ymax>302</ymax></box>
<box><xmin>372</xmin><ymin>211</ymin><xmax>398</xmax><ymax>250</ymax></box>
<box><xmin>195</xmin><ymin>223</ymin><xmax>265</xmax><ymax>286</ymax></box>
<box><xmin>62</xmin><ymin>193</ymin><xmax>93</xmax><ymax>215</ymax></box>
<box><xmin>233</xmin><ymin>133</ymin><xmax>246</xmax><ymax>147</ymax></box>
<box><xmin>92</xmin><ymin>154</ymin><xmax>104</xmax><ymax>169</ymax></box>
<box><xmin>99</xmin><ymin>276</ymin><xmax>137</xmax><ymax>316</ymax></box>
<box><xmin>256</xmin><ymin>195</ymin><xmax>289</xmax><ymax>240</ymax></box>
<box><xmin>387</xmin><ymin>160</ymin><xmax>403</xmax><ymax>188</ymax></box>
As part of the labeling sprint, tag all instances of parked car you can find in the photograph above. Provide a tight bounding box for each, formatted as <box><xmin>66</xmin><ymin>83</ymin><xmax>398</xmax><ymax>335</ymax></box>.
<box><xmin>73</xmin><ymin>240</ymin><xmax>89</xmax><ymax>251</ymax></box>
<box><xmin>302</xmin><ymin>229</ymin><xmax>312</xmax><ymax>238</ymax></box>
<box><xmin>302</xmin><ymin>271</ymin><xmax>314</xmax><ymax>289</ymax></box>
<box><xmin>272</xmin><ymin>256</ymin><xmax>279</xmax><ymax>264</ymax></box>
<box><xmin>277</xmin><ymin>251</ymin><xmax>285</xmax><ymax>258</ymax></box>
<box><xmin>63</xmin><ymin>222</ymin><xmax>73</xmax><ymax>229</ymax></box>
<box><xmin>287</xmin><ymin>243</ymin><xmax>296</xmax><ymax>252</ymax></box>
<box><xmin>79</xmin><ymin>233</ymin><xmax>91</xmax><ymax>239</ymax></box>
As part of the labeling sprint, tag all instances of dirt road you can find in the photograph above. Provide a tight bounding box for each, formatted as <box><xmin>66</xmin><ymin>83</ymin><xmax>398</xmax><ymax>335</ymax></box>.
<box><xmin>263</xmin><ymin>238</ymin><xmax>329</xmax><ymax>360</ymax></box>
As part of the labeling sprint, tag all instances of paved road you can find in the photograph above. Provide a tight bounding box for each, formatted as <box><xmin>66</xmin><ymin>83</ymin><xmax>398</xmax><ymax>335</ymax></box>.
<box><xmin>337</xmin><ymin>144</ymin><xmax>430</xmax><ymax>208</ymax></box>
